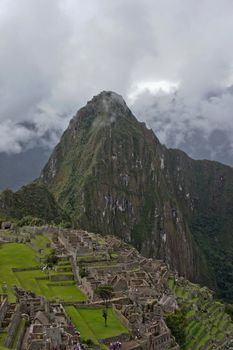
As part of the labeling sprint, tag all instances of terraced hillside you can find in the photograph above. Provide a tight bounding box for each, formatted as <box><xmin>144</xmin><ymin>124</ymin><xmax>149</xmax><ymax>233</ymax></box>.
<box><xmin>0</xmin><ymin>227</ymin><xmax>233</xmax><ymax>350</ymax></box>
<box><xmin>0</xmin><ymin>230</ymin><xmax>131</xmax><ymax>350</ymax></box>
<box><xmin>0</xmin><ymin>238</ymin><xmax>85</xmax><ymax>302</ymax></box>
<box><xmin>168</xmin><ymin>275</ymin><xmax>233</xmax><ymax>349</ymax></box>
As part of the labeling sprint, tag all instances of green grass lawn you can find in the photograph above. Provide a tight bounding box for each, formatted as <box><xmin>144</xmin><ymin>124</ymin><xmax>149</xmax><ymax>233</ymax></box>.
<box><xmin>79</xmin><ymin>308</ymin><xmax>128</xmax><ymax>339</ymax></box>
<box><xmin>0</xmin><ymin>243</ymin><xmax>38</xmax><ymax>301</ymax></box>
<box><xmin>37</xmin><ymin>281</ymin><xmax>86</xmax><ymax>301</ymax></box>
<box><xmin>66</xmin><ymin>306</ymin><xmax>99</xmax><ymax>344</ymax></box>
<box><xmin>0</xmin><ymin>243</ymin><xmax>86</xmax><ymax>302</ymax></box>
<box><xmin>14</xmin><ymin>269</ymin><xmax>85</xmax><ymax>302</ymax></box>
<box><xmin>65</xmin><ymin>306</ymin><xmax>128</xmax><ymax>344</ymax></box>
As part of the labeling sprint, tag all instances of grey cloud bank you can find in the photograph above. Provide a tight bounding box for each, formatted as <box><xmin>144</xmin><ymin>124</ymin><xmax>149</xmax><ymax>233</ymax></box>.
<box><xmin>0</xmin><ymin>0</ymin><xmax>233</xmax><ymax>167</ymax></box>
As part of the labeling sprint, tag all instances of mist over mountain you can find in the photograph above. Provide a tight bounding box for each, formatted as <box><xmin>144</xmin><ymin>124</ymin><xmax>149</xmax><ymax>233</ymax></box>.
<box><xmin>131</xmin><ymin>86</ymin><xmax>233</xmax><ymax>167</ymax></box>
<box><xmin>1</xmin><ymin>85</ymin><xmax>233</xmax><ymax>191</ymax></box>
<box><xmin>1</xmin><ymin>0</ymin><xmax>233</xmax><ymax>189</ymax></box>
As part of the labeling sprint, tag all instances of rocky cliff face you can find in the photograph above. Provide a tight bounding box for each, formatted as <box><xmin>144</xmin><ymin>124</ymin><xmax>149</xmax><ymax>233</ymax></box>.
<box><xmin>40</xmin><ymin>92</ymin><xmax>209</xmax><ymax>287</ymax></box>
<box><xmin>23</xmin><ymin>90</ymin><xmax>231</xmax><ymax>301</ymax></box>
<box><xmin>166</xmin><ymin>149</ymin><xmax>233</xmax><ymax>300</ymax></box>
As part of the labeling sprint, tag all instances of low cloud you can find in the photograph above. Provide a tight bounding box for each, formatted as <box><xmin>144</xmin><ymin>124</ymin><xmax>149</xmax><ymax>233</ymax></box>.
<box><xmin>131</xmin><ymin>87</ymin><xmax>233</xmax><ymax>166</ymax></box>
<box><xmin>0</xmin><ymin>0</ymin><xmax>233</xmax><ymax>166</ymax></box>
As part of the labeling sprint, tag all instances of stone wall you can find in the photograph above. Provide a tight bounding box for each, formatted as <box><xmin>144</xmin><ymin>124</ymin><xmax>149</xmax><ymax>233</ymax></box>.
<box><xmin>61</xmin><ymin>301</ymin><xmax>86</xmax><ymax>307</ymax></box>
<box><xmin>50</xmin><ymin>274</ymin><xmax>74</xmax><ymax>281</ymax></box>
<box><xmin>150</xmin><ymin>331</ymin><xmax>172</xmax><ymax>350</ymax></box>
<box><xmin>70</xmin><ymin>256</ymin><xmax>80</xmax><ymax>284</ymax></box>
<box><xmin>80</xmin><ymin>278</ymin><xmax>94</xmax><ymax>300</ymax></box>
<box><xmin>12</xmin><ymin>266</ymin><xmax>39</xmax><ymax>272</ymax></box>
<box><xmin>87</xmin><ymin>261</ymin><xmax>139</xmax><ymax>274</ymax></box>
<box><xmin>4</xmin><ymin>305</ymin><xmax>21</xmax><ymax>348</ymax></box>
<box><xmin>0</xmin><ymin>298</ymin><xmax>8</xmax><ymax>327</ymax></box>
<box><xmin>19</xmin><ymin>226</ymin><xmax>60</xmax><ymax>236</ymax></box>
<box><xmin>15</xmin><ymin>320</ymin><xmax>26</xmax><ymax>350</ymax></box>
<box><xmin>47</xmin><ymin>281</ymin><xmax>75</xmax><ymax>286</ymax></box>
<box><xmin>35</xmin><ymin>276</ymin><xmax>49</xmax><ymax>280</ymax></box>
<box><xmin>112</xmin><ymin>304</ymin><xmax>131</xmax><ymax>330</ymax></box>
<box><xmin>72</xmin><ymin>304</ymin><xmax>103</xmax><ymax>309</ymax></box>
<box><xmin>100</xmin><ymin>333</ymin><xmax>130</xmax><ymax>344</ymax></box>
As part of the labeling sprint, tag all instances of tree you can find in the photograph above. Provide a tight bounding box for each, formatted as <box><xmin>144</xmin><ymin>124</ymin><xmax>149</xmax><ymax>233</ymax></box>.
<box><xmin>79</xmin><ymin>266</ymin><xmax>88</xmax><ymax>278</ymax></box>
<box><xmin>94</xmin><ymin>285</ymin><xmax>113</xmax><ymax>326</ymax></box>
<box><xmin>166</xmin><ymin>309</ymin><xmax>186</xmax><ymax>346</ymax></box>
<box><xmin>102</xmin><ymin>309</ymin><xmax>108</xmax><ymax>327</ymax></box>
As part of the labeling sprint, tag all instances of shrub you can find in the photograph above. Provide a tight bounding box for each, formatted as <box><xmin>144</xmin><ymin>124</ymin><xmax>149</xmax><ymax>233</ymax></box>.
<box><xmin>45</xmin><ymin>251</ymin><xmax>58</xmax><ymax>267</ymax></box>
<box><xmin>166</xmin><ymin>309</ymin><xmax>186</xmax><ymax>346</ymax></box>
<box><xmin>85</xmin><ymin>339</ymin><xmax>94</xmax><ymax>346</ymax></box>
<box><xmin>17</xmin><ymin>215</ymin><xmax>44</xmax><ymax>227</ymax></box>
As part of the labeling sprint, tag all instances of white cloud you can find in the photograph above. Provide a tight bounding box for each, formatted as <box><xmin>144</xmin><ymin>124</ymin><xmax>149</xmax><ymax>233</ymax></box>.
<box><xmin>128</xmin><ymin>81</ymin><xmax>179</xmax><ymax>103</ymax></box>
<box><xmin>0</xmin><ymin>0</ymin><xmax>233</xmax><ymax>165</ymax></box>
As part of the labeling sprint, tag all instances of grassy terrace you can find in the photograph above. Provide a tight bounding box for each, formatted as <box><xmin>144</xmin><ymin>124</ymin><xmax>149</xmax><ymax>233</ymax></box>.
<box><xmin>30</xmin><ymin>234</ymin><xmax>52</xmax><ymax>256</ymax></box>
<box><xmin>0</xmin><ymin>242</ymin><xmax>86</xmax><ymax>302</ymax></box>
<box><xmin>65</xmin><ymin>306</ymin><xmax>128</xmax><ymax>348</ymax></box>
<box><xmin>77</xmin><ymin>254</ymin><xmax>109</xmax><ymax>264</ymax></box>
<box><xmin>167</xmin><ymin>275</ymin><xmax>233</xmax><ymax>349</ymax></box>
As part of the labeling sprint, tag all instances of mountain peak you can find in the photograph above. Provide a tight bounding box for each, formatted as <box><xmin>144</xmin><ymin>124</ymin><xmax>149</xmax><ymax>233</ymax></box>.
<box><xmin>69</xmin><ymin>91</ymin><xmax>131</xmax><ymax>132</ymax></box>
<box><xmin>89</xmin><ymin>91</ymin><xmax>127</xmax><ymax>109</ymax></box>
<box><xmin>86</xmin><ymin>90</ymin><xmax>128</xmax><ymax>119</ymax></box>
<box><xmin>87</xmin><ymin>91</ymin><xmax>128</xmax><ymax>121</ymax></box>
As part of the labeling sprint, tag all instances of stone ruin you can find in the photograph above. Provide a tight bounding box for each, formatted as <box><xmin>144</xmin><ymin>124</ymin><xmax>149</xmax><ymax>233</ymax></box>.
<box><xmin>0</xmin><ymin>287</ymin><xmax>80</xmax><ymax>350</ymax></box>
<box><xmin>2</xmin><ymin>227</ymin><xmax>181</xmax><ymax>350</ymax></box>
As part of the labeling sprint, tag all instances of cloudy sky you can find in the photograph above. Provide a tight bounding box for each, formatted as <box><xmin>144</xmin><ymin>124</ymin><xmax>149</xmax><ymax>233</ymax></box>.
<box><xmin>1</xmin><ymin>0</ymin><xmax>233</xmax><ymax>167</ymax></box>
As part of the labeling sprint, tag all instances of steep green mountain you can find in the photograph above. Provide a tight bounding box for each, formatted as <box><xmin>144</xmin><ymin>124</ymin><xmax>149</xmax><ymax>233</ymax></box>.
<box><xmin>0</xmin><ymin>182</ymin><xmax>68</xmax><ymax>224</ymax></box>
<box><xmin>40</xmin><ymin>91</ymin><xmax>207</xmax><ymax>285</ymax></box>
<box><xmin>2</xmin><ymin>91</ymin><xmax>232</xmax><ymax>301</ymax></box>
<box><xmin>40</xmin><ymin>91</ymin><xmax>233</xmax><ymax>301</ymax></box>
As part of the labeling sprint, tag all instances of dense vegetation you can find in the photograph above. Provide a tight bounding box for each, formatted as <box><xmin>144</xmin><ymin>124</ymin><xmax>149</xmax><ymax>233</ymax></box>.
<box><xmin>0</xmin><ymin>182</ymin><xmax>70</xmax><ymax>225</ymax></box>
<box><xmin>168</xmin><ymin>275</ymin><xmax>233</xmax><ymax>349</ymax></box>
<box><xmin>166</xmin><ymin>309</ymin><xmax>186</xmax><ymax>346</ymax></box>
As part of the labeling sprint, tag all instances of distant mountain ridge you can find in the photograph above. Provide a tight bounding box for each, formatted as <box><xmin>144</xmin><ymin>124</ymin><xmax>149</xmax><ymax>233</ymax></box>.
<box><xmin>1</xmin><ymin>91</ymin><xmax>233</xmax><ymax>301</ymax></box>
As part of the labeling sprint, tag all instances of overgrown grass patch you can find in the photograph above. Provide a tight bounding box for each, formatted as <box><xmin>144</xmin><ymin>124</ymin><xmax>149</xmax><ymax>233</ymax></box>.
<box><xmin>31</xmin><ymin>234</ymin><xmax>52</xmax><ymax>256</ymax></box>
